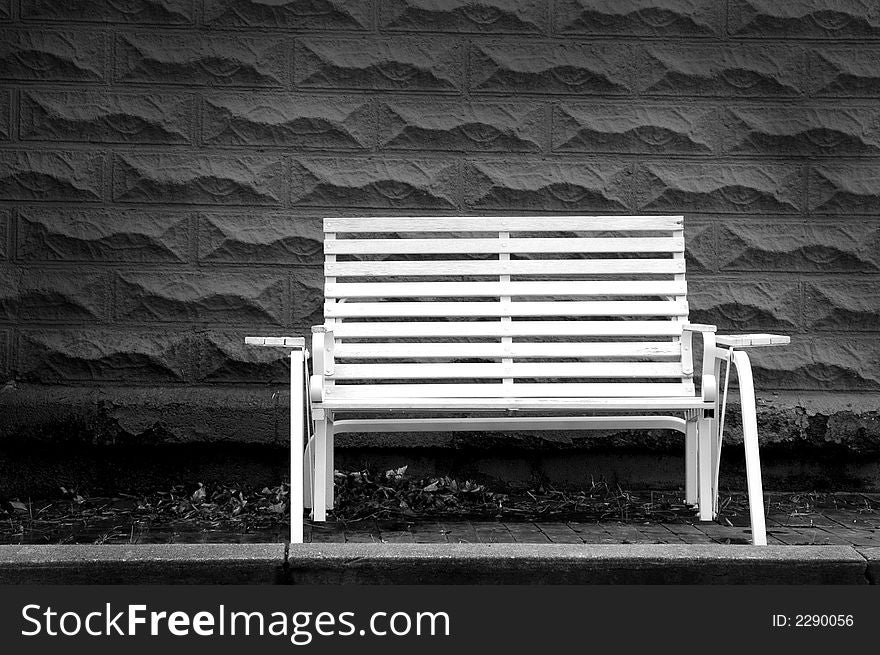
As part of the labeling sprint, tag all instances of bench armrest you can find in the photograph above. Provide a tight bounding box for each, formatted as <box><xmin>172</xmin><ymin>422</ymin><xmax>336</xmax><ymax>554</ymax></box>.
<box><xmin>682</xmin><ymin>323</ymin><xmax>716</xmax><ymax>333</ymax></box>
<box><xmin>715</xmin><ymin>334</ymin><xmax>790</xmax><ymax>348</ymax></box>
<box><xmin>244</xmin><ymin>336</ymin><xmax>307</xmax><ymax>351</ymax></box>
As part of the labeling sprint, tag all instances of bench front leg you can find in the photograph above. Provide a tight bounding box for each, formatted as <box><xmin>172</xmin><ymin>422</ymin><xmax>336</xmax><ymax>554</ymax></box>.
<box><xmin>245</xmin><ymin>336</ymin><xmax>309</xmax><ymax>544</ymax></box>
<box><xmin>729</xmin><ymin>349</ymin><xmax>767</xmax><ymax>546</ymax></box>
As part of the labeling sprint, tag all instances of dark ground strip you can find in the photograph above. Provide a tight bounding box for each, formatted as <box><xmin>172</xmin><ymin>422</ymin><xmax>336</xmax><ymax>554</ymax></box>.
<box><xmin>2</xmin><ymin>490</ymin><xmax>877</xmax><ymax>547</ymax></box>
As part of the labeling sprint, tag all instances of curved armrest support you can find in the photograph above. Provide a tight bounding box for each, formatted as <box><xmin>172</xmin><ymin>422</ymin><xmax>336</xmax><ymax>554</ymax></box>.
<box><xmin>697</xmin><ymin>330</ymin><xmax>718</xmax><ymax>403</ymax></box>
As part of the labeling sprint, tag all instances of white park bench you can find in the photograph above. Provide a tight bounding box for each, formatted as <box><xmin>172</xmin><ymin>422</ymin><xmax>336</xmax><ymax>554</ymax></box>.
<box><xmin>247</xmin><ymin>215</ymin><xmax>789</xmax><ymax>545</ymax></box>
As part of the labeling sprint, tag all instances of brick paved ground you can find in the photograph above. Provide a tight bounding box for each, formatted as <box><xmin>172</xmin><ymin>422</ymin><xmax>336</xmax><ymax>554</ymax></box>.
<box><xmin>299</xmin><ymin>493</ymin><xmax>880</xmax><ymax>547</ymax></box>
<box><xmin>306</xmin><ymin>504</ymin><xmax>880</xmax><ymax>547</ymax></box>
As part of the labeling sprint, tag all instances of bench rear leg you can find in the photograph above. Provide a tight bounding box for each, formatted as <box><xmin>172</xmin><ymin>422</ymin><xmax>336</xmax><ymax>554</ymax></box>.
<box><xmin>303</xmin><ymin>435</ymin><xmax>316</xmax><ymax>510</ymax></box>
<box><xmin>685</xmin><ymin>415</ymin><xmax>698</xmax><ymax>506</ymax></box>
<box><xmin>312</xmin><ymin>413</ymin><xmax>333</xmax><ymax>522</ymax></box>
<box><xmin>697</xmin><ymin>414</ymin><xmax>715</xmax><ymax>522</ymax></box>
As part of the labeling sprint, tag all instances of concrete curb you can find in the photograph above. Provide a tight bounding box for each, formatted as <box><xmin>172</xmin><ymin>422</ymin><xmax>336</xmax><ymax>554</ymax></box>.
<box><xmin>0</xmin><ymin>544</ymin><xmax>286</xmax><ymax>584</ymax></box>
<box><xmin>286</xmin><ymin>544</ymin><xmax>869</xmax><ymax>585</ymax></box>
<box><xmin>0</xmin><ymin>543</ymin><xmax>872</xmax><ymax>585</ymax></box>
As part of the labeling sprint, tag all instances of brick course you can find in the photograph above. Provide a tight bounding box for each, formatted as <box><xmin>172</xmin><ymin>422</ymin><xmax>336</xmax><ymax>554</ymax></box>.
<box><xmin>0</xmin><ymin>0</ymin><xmax>878</xmax><ymax>449</ymax></box>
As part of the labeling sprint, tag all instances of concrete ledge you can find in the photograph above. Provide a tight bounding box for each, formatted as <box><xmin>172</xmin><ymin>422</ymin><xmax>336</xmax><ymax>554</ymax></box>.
<box><xmin>0</xmin><ymin>544</ymin><xmax>870</xmax><ymax>585</ymax></box>
<box><xmin>0</xmin><ymin>544</ymin><xmax>286</xmax><ymax>584</ymax></box>
<box><xmin>286</xmin><ymin>544</ymin><xmax>870</xmax><ymax>585</ymax></box>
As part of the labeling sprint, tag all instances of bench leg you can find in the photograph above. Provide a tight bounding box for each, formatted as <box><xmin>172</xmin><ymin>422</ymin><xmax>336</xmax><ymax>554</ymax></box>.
<box><xmin>685</xmin><ymin>415</ymin><xmax>698</xmax><ymax>506</ymax></box>
<box><xmin>731</xmin><ymin>350</ymin><xmax>768</xmax><ymax>546</ymax></box>
<box><xmin>326</xmin><ymin>420</ymin><xmax>335</xmax><ymax>510</ymax></box>
<box><xmin>289</xmin><ymin>350</ymin><xmax>305</xmax><ymax>544</ymax></box>
<box><xmin>303</xmin><ymin>435</ymin><xmax>315</xmax><ymax>509</ymax></box>
<box><xmin>312</xmin><ymin>414</ymin><xmax>333</xmax><ymax>522</ymax></box>
<box><xmin>697</xmin><ymin>414</ymin><xmax>715</xmax><ymax>522</ymax></box>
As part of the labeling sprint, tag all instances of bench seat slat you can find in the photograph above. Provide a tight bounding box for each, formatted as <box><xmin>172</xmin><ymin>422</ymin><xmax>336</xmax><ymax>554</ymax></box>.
<box><xmin>331</xmin><ymin>320</ymin><xmax>683</xmax><ymax>338</ymax></box>
<box><xmin>325</xmin><ymin>216</ymin><xmax>683</xmax><ymax>232</ymax></box>
<box><xmin>325</xmin><ymin>300</ymin><xmax>688</xmax><ymax>318</ymax></box>
<box><xmin>326</xmin><ymin>237</ymin><xmax>684</xmax><ymax>255</ymax></box>
<box><xmin>325</xmin><ymin>382</ymin><xmax>694</xmax><ymax>398</ymax></box>
<box><xmin>326</xmin><ymin>259</ymin><xmax>685</xmax><ymax>276</ymax></box>
<box><xmin>331</xmin><ymin>362</ymin><xmax>685</xmax><ymax>379</ymax></box>
<box><xmin>325</xmin><ymin>280</ymin><xmax>687</xmax><ymax>298</ymax></box>
<box><xmin>333</xmin><ymin>342</ymin><xmax>682</xmax><ymax>359</ymax></box>
<box><xmin>320</xmin><ymin>397</ymin><xmax>709</xmax><ymax>410</ymax></box>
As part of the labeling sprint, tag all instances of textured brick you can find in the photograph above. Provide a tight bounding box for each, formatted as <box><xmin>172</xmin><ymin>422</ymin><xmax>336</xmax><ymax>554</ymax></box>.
<box><xmin>0</xmin><ymin>267</ymin><xmax>108</xmax><ymax>322</ymax></box>
<box><xmin>470</xmin><ymin>41</ymin><xmax>633</xmax><ymax>94</ymax></box>
<box><xmin>202</xmin><ymin>94</ymin><xmax>373</xmax><ymax>148</ymax></box>
<box><xmin>723</xmin><ymin>106</ymin><xmax>880</xmax><ymax>156</ymax></box>
<box><xmin>804</xmin><ymin>281</ymin><xmax>880</xmax><ymax>332</ymax></box>
<box><xmin>379</xmin><ymin>0</ymin><xmax>547</xmax><ymax>34</ymax></box>
<box><xmin>113</xmin><ymin>153</ymin><xmax>284</xmax><ymax>206</ymax></box>
<box><xmin>717</xmin><ymin>221</ymin><xmax>880</xmax><ymax>272</ymax></box>
<box><xmin>0</xmin><ymin>329</ymin><xmax>9</xmax><ymax>379</ymax></box>
<box><xmin>21</xmin><ymin>90</ymin><xmax>192</xmax><ymax>144</ymax></box>
<box><xmin>198</xmin><ymin>331</ymin><xmax>290</xmax><ymax>383</ymax></box>
<box><xmin>199</xmin><ymin>213</ymin><xmax>321</xmax><ymax>264</ymax></box>
<box><xmin>295</xmin><ymin>37</ymin><xmax>463</xmax><ymax>91</ymax></box>
<box><xmin>556</xmin><ymin>0</ymin><xmax>723</xmax><ymax>36</ymax></box>
<box><xmin>0</xmin><ymin>89</ymin><xmax>9</xmax><ymax>140</ymax></box>
<box><xmin>463</xmin><ymin>160</ymin><xmax>629</xmax><ymax>210</ymax></box>
<box><xmin>0</xmin><ymin>207</ymin><xmax>8</xmax><ymax>259</ymax></box>
<box><xmin>684</xmin><ymin>220</ymin><xmax>714</xmax><ymax>273</ymax></box>
<box><xmin>22</xmin><ymin>0</ymin><xmax>195</xmax><ymax>24</ymax></box>
<box><xmin>291</xmin><ymin>158</ymin><xmax>458</xmax><ymax>208</ymax></box>
<box><xmin>728</xmin><ymin>0</ymin><xmax>880</xmax><ymax>38</ymax></box>
<box><xmin>810</xmin><ymin>47</ymin><xmax>880</xmax><ymax>96</ymax></box>
<box><xmin>378</xmin><ymin>100</ymin><xmax>545</xmax><ymax>151</ymax></box>
<box><xmin>554</xmin><ymin>103</ymin><xmax>717</xmax><ymax>154</ymax></box>
<box><xmin>204</xmin><ymin>0</ymin><xmax>370</xmax><ymax>30</ymax></box>
<box><xmin>115</xmin><ymin>32</ymin><xmax>286</xmax><ymax>87</ymax></box>
<box><xmin>292</xmin><ymin>270</ymin><xmax>324</xmax><ymax>329</ymax></box>
<box><xmin>115</xmin><ymin>272</ymin><xmax>286</xmax><ymax>325</ymax></box>
<box><xmin>17</xmin><ymin>329</ymin><xmax>191</xmax><ymax>383</ymax></box>
<box><xmin>688</xmin><ymin>278</ymin><xmax>801</xmax><ymax>331</ymax></box>
<box><xmin>17</xmin><ymin>207</ymin><xmax>190</xmax><ymax>263</ymax></box>
<box><xmin>639</xmin><ymin>163</ymin><xmax>803</xmax><ymax>213</ymax></box>
<box><xmin>0</xmin><ymin>150</ymin><xmax>104</xmax><ymax>202</ymax></box>
<box><xmin>748</xmin><ymin>338</ymin><xmax>880</xmax><ymax>391</ymax></box>
<box><xmin>0</xmin><ymin>28</ymin><xmax>105</xmax><ymax>82</ymax></box>
<box><xmin>809</xmin><ymin>163</ymin><xmax>880</xmax><ymax>214</ymax></box>
<box><xmin>641</xmin><ymin>44</ymin><xmax>805</xmax><ymax>96</ymax></box>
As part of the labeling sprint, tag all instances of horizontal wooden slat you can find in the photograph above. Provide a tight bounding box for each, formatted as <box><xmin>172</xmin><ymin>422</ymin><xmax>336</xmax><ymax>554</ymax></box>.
<box><xmin>325</xmin><ymin>216</ymin><xmax>683</xmax><ymax>233</ymax></box>
<box><xmin>326</xmin><ymin>236</ymin><xmax>684</xmax><ymax>255</ymax></box>
<box><xmin>319</xmin><ymin>397</ymin><xmax>708</xmax><ymax>410</ymax></box>
<box><xmin>325</xmin><ymin>300</ymin><xmax>688</xmax><ymax>318</ymax></box>
<box><xmin>324</xmin><ymin>382</ymin><xmax>695</xmax><ymax>398</ymax></box>
<box><xmin>331</xmin><ymin>362</ymin><xmax>685</xmax><ymax>380</ymax></box>
<box><xmin>326</xmin><ymin>259</ymin><xmax>684</xmax><ymax>277</ymax></box>
<box><xmin>326</xmin><ymin>280</ymin><xmax>688</xmax><ymax>298</ymax></box>
<box><xmin>331</xmin><ymin>321</ymin><xmax>683</xmax><ymax>338</ymax></box>
<box><xmin>333</xmin><ymin>341</ymin><xmax>682</xmax><ymax>359</ymax></box>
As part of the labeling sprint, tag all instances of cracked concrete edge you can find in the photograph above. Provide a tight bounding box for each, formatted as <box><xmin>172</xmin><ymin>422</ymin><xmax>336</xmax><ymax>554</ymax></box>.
<box><xmin>853</xmin><ymin>547</ymin><xmax>880</xmax><ymax>585</ymax></box>
<box><xmin>0</xmin><ymin>543</ymin><xmax>872</xmax><ymax>585</ymax></box>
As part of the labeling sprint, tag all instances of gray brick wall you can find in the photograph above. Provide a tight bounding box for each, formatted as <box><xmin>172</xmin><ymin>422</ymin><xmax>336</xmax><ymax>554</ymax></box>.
<box><xmin>1</xmin><ymin>0</ymin><xmax>879</xmax><ymax>445</ymax></box>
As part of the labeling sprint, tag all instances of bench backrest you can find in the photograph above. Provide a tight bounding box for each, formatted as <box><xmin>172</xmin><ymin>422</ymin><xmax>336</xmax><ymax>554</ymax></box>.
<box><xmin>320</xmin><ymin>216</ymin><xmax>695</xmax><ymax>400</ymax></box>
